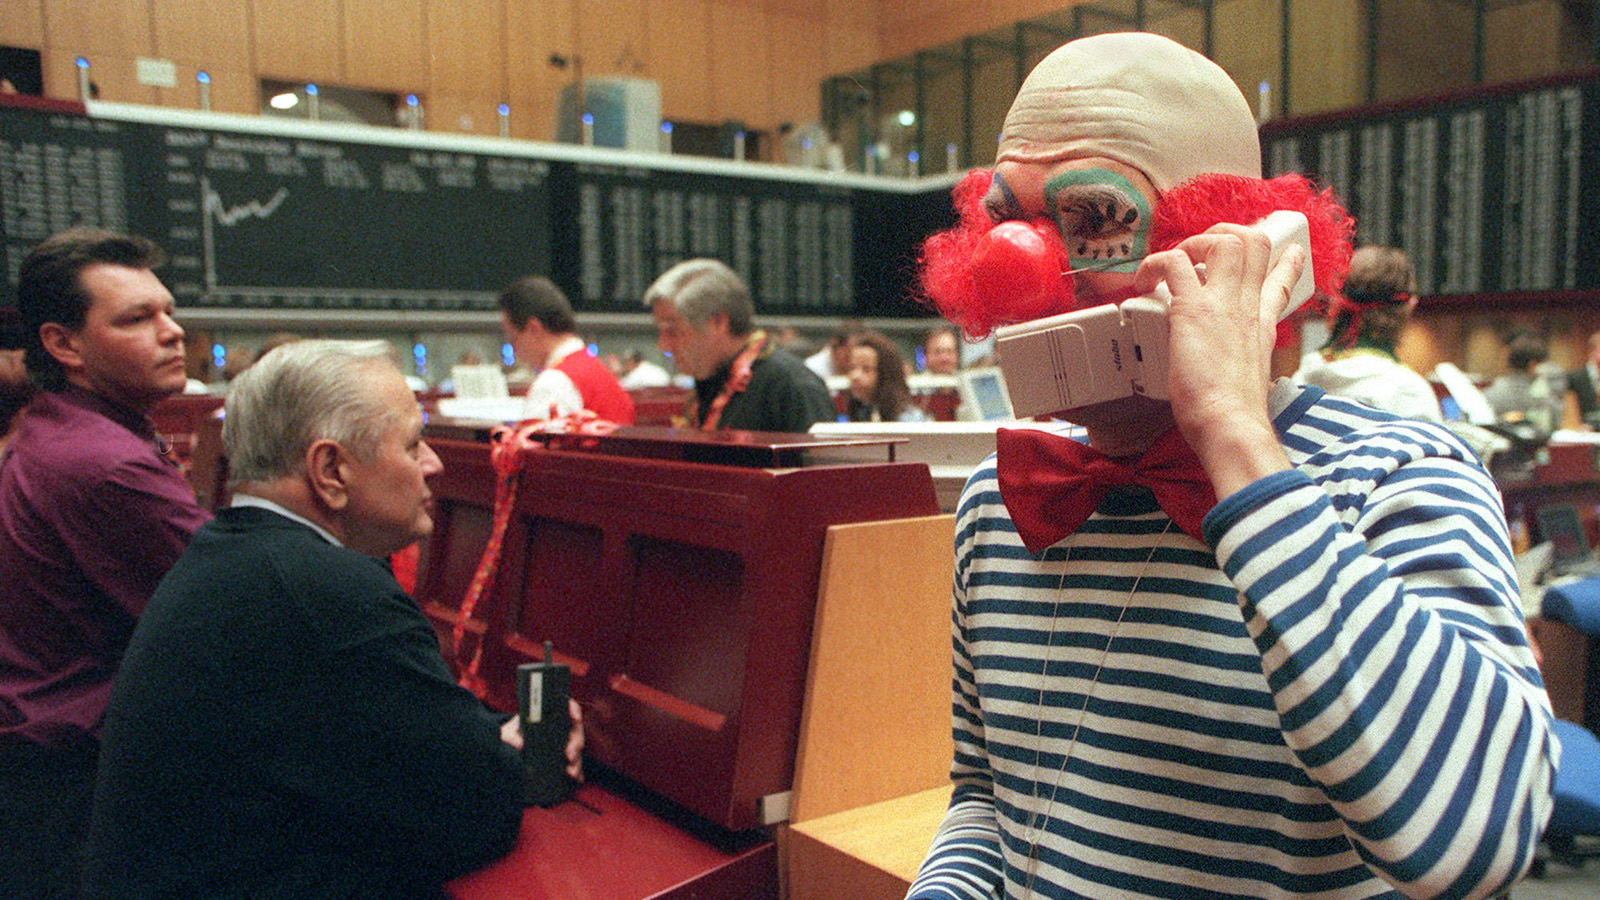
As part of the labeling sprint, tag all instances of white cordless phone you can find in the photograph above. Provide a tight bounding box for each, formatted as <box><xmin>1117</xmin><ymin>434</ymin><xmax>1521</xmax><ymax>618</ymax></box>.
<box><xmin>994</xmin><ymin>210</ymin><xmax>1315</xmax><ymax>418</ymax></box>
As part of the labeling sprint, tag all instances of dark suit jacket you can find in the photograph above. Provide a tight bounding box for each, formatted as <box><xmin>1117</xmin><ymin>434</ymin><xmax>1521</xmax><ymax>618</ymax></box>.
<box><xmin>1568</xmin><ymin>367</ymin><xmax>1600</xmax><ymax>422</ymax></box>
<box><xmin>83</xmin><ymin>506</ymin><xmax>523</xmax><ymax>900</ymax></box>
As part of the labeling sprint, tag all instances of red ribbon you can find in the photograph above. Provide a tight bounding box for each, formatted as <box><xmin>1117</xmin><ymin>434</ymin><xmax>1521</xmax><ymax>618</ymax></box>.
<box><xmin>700</xmin><ymin>332</ymin><xmax>768</xmax><ymax>431</ymax></box>
<box><xmin>451</xmin><ymin>411</ymin><xmax>619</xmax><ymax>697</ymax></box>
<box><xmin>995</xmin><ymin>427</ymin><xmax>1217</xmax><ymax>554</ymax></box>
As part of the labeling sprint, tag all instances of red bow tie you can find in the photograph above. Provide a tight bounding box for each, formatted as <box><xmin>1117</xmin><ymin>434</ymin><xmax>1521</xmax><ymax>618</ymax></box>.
<box><xmin>996</xmin><ymin>427</ymin><xmax>1217</xmax><ymax>553</ymax></box>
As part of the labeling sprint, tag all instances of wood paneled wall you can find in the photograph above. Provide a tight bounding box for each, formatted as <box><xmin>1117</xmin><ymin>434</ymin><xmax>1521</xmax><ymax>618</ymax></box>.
<box><xmin>6</xmin><ymin>0</ymin><xmax>1583</xmax><ymax>144</ymax></box>
<box><xmin>873</xmin><ymin>0</ymin><xmax>1584</xmax><ymax>120</ymax></box>
<box><xmin>5</xmin><ymin>0</ymin><xmax>884</xmax><ymax>142</ymax></box>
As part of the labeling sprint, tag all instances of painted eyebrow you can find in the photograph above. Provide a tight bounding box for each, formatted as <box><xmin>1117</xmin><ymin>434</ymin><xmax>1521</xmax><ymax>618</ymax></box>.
<box><xmin>988</xmin><ymin>171</ymin><xmax>1022</xmax><ymax>215</ymax></box>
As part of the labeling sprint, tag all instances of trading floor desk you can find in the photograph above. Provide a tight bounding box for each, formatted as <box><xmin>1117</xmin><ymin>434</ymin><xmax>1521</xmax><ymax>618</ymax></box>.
<box><xmin>1500</xmin><ymin>438</ymin><xmax>1600</xmax><ymax>731</ymax></box>
<box><xmin>415</xmin><ymin>421</ymin><xmax>941</xmax><ymax>899</ymax></box>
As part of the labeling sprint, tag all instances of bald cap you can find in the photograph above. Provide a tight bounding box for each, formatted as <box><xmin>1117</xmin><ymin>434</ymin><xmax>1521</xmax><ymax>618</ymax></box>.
<box><xmin>998</xmin><ymin>32</ymin><xmax>1261</xmax><ymax>193</ymax></box>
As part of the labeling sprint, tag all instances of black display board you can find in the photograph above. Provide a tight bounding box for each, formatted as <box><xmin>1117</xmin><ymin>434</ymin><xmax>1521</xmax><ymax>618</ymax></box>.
<box><xmin>1</xmin><ymin>100</ymin><xmax>952</xmax><ymax>321</ymax></box>
<box><xmin>1261</xmin><ymin>72</ymin><xmax>1599</xmax><ymax>301</ymax></box>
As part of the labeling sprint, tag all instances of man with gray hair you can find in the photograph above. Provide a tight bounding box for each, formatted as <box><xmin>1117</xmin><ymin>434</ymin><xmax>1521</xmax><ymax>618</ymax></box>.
<box><xmin>644</xmin><ymin>258</ymin><xmax>834</xmax><ymax>432</ymax></box>
<box><xmin>83</xmin><ymin>340</ymin><xmax>579</xmax><ymax>899</ymax></box>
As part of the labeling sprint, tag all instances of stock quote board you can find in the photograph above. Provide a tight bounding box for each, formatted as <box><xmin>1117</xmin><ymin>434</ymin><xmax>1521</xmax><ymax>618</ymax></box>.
<box><xmin>1261</xmin><ymin>71</ymin><xmax>1599</xmax><ymax>301</ymax></box>
<box><xmin>1</xmin><ymin>98</ymin><xmax>953</xmax><ymax>322</ymax></box>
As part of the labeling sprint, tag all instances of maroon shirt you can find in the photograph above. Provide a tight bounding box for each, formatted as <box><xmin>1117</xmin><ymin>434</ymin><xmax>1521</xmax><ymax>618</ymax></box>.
<box><xmin>0</xmin><ymin>387</ymin><xmax>210</xmax><ymax>747</ymax></box>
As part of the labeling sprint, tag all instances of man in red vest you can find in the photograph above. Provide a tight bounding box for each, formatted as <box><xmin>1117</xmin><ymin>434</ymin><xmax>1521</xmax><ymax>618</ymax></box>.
<box><xmin>497</xmin><ymin>276</ymin><xmax>634</xmax><ymax>424</ymax></box>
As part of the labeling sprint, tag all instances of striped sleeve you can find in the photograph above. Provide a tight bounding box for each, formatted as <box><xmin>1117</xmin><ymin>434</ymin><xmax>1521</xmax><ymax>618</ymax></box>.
<box><xmin>1205</xmin><ymin>417</ymin><xmax>1557</xmax><ymax>900</ymax></box>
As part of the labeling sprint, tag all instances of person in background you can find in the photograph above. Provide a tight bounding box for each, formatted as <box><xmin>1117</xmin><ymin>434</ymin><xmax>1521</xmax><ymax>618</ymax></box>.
<box><xmin>0</xmin><ymin>312</ymin><xmax>30</xmax><ymax>453</ymax></box>
<box><xmin>1294</xmin><ymin>245</ymin><xmax>1442</xmax><ymax>422</ymax></box>
<box><xmin>616</xmin><ymin>348</ymin><xmax>672</xmax><ymax>390</ymax></box>
<box><xmin>804</xmin><ymin>318</ymin><xmax>865</xmax><ymax>382</ymax></box>
<box><xmin>82</xmin><ymin>340</ymin><xmax>583</xmax><ymax>899</ymax></box>
<box><xmin>908</xmin><ymin>32</ymin><xmax>1549</xmax><ymax>900</ymax></box>
<box><xmin>498</xmin><ymin>275</ymin><xmax>634</xmax><ymax>424</ymax></box>
<box><xmin>1484</xmin><ymin>330</ymin><xmax>1563</xmax><ymax>435</ymax></box>
<box><xmin>1566</xmin><ymin>329</ymin><xmax>1600</xmax><ymax>429</ymax></box>
<box><xmin>845</xmin><ymin>331</ymin><xmax>928</xmax><ymax>423</ymax></box>
<box><xmin>644</xmin><ymin>258</ymin><xmax>834</xmax><ymax>432</ymax></box>
<box><xmin>0</xmin><ymin>229</ymin><xmax>211</xmax><ymax>899</ymax></box>
<box><xmin>0</xmin><ymin>350</ymin><xmax>27</xmax><ymax>452</ymax></box>
<box><xmin>921</xmin><ymin>324</ymin><xmax>962</xmax><ymax>376</ymax></box>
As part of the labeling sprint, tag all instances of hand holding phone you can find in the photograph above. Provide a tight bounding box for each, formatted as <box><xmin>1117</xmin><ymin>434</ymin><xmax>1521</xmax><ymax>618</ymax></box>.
<box><xmin>994</xmin><ymin>210</ymin><xmax>1314</xmax><ymax>418</ymax></box>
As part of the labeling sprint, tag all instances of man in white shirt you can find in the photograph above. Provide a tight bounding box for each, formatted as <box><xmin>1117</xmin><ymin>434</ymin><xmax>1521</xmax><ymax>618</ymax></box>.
<box><xmin>804</xmin><ymin>320</ymin><xmax>864</xmax><ymax>383</ymax></box>
<box><xmin>616</xmin><ymin>349</ymin><xmax>671</xmax><ymax>390</ymax></box>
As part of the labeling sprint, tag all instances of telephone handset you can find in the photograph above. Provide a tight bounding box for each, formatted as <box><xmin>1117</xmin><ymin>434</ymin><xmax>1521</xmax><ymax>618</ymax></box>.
<box><xmin>993</xmin><ymin>210</ymin><xmax>1315</xmax><ymax>418</ymax></box>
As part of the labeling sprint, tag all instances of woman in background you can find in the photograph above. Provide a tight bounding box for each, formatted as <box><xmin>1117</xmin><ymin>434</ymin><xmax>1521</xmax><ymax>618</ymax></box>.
<box><xmin>845</xmin><ymin>331</ymin><xmax>927</xmax><ymax>422</ymax></box>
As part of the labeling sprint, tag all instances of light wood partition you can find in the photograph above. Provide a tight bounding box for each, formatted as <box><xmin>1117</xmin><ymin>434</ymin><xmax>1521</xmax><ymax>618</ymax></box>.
<box><xmin>344</xmin><ymin>0</ymin><xmax>426</xmax><ymax>90</ymax></box>
<box><xmin>784</xmin><ymin>513</ymin><xmax>957</xmax><ymax>900</ymax></box>
<box><xmin>789</xmin><ymin>513</ymin><xmax>956</xmax><ymax>823</ymax></box>
<box><xmin>254</xmin><ymin>0</ymin><xmax>343</xmax><ymax>83</ymax></box>
<box><xmin>644</xmin><ymin>0</ymin><xmax>712</xmax><ymax>123</ymax></box>
<box><xmin>0</xmin><ymin>0</ymin><xmax>44</xmax><ymax>48</ymax></box>
<box><xmin>788</xmin><ymin>785</ymin><xmax>953</xmax><ymax>900</ymax></box>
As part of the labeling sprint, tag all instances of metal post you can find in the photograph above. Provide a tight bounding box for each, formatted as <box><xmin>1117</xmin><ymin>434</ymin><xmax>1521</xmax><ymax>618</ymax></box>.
<box><xmin>961</xmin><ymin>37</ymin><xmax>975</xmax><ymax>171</ymax></box>
<box><xmin>1365</xmin><ymin>0</ymin><xmax>1379</xmax><ymax>104</ymax></box>
<box><xmin>1279</xmin><ymin>0</ymin><xmax>1291</xmax><ymax>118</ymax></box>
<box><xmin>1473</xmin><ymin>0</ymin><xmax>1486</xmax><ymax>84</ymax></box>
<box><xmin>914</xmin><ymin>51</ymin><xmax>927</xmax><ymax>176</ymax></box>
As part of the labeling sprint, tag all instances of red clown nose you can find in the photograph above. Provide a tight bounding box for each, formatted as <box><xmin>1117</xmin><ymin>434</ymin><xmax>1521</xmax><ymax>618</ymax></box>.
<box><xmin>969</xmin><ymin>220</ymin><xmax>1074</xmax><ymax>320</ymax></box>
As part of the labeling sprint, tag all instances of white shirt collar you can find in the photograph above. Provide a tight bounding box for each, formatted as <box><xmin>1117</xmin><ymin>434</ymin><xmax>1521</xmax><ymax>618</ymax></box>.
<box><xmin>546</xmin><ymin>335</ymin><xmax>588</xmax><ymax>368</ymax></box>
<box><xmin>229</xmin><ymin>494</ymin><xmax>343</xmax><ymax>547</ymax></box>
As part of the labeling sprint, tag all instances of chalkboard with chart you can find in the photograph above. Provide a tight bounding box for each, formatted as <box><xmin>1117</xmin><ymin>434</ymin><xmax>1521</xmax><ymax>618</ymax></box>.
<box><xmin>1</xmin><ymin>96</ymin><xmax>953</xmax><ymax>323</ymax></box>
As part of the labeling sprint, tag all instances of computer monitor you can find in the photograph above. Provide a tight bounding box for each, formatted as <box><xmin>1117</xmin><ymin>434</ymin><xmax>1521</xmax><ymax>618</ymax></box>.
<box><xmin>957</xmin><ymin>367</ymin><xmax>1014</xmax><ymax>421</ymax></box>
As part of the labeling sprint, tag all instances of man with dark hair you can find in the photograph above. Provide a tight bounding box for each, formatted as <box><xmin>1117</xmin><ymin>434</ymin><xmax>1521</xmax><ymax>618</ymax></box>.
<box><xmin>1484</xmin><ymin>330</ymin><xmax>1563</xmax><ymax>433</ymax></box>
<box><xmin>0</xmin><ymin>228</ymin><xmax>210</xmax><ymax>898</ymax></box>
<box><xmin>498</xmin><ymin>275</ymin><xmax>633</xmax><ymax>424</ymax></box>
<box><xmin>643</xmin><ymin>258</ymin><xmax>834</xmax><ymax>432</ymax></box>
<box><xmin>804</xmin><ymin>318</ymin><xmax>865</xmax><ymax>381</ymax></box>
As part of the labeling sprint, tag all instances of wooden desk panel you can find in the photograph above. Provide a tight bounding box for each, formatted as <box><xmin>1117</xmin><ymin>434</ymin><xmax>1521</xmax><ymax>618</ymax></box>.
<box><xmin>150</xmin><ymin>393</ymin><xmax>225</xmax><ymax>475</ymax></box>
<box><xmin>1499</xmin><ymin>440</ymin><xmax>1600</xmax><ymax>546</ymax></box>
<box><xmin>415</xmin><ymin>438</ymin><xmax>513</xmax><ymax>672</ymax></box>
<box><xmin>445</xmin><ymin>781</ymin><xmax>777</xmax><ymax>900</ymax></box>
<box><xmin>787</xmin><ymin>785</ymin><xmax>951</xmax><ymax>900</ymax></box>
<box><xmin>482</xmin><ymin>450</ymin><xmax>940</xmax><ymax>831</ymax></box>
<box><xmin>1529</xmin><ymin>615</ymin><xmax>1591</xmax><ymax>726</ymax></box>
<box><xmin>628</xmin><ymin>386</ymin><xmax>691</xmax><ymax>427</ymax></box>
<box><xmin>185</xmin><ymin>406</ymin><xmax>229</xmax><ymax>510</ymax></box>
<box><xmin>414</xmin><ymin>430</ymin><xmax>940</xmax><ymax>833</ymax></box>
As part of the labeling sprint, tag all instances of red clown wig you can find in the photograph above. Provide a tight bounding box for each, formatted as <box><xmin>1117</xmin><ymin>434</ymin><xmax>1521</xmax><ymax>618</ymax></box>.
<box><xmin>918</xmin><ymin>168</ymin><xmax>1355</xmax><ymax>341</ymax></box>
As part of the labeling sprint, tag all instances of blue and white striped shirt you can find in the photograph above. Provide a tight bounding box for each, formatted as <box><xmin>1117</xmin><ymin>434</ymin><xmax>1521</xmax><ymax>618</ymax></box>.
<box><xmin>908</xmin><ymin>382</ymin><xmax>1556</xmax><ymax>900</ymax></box>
